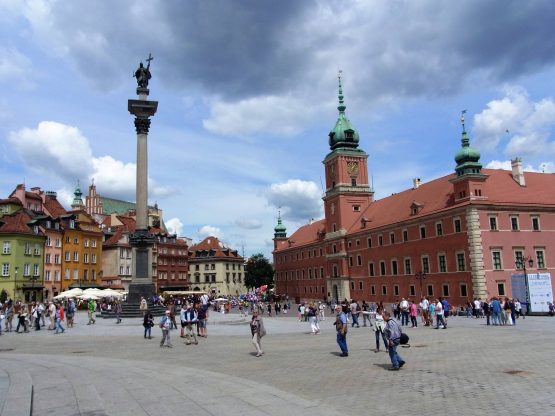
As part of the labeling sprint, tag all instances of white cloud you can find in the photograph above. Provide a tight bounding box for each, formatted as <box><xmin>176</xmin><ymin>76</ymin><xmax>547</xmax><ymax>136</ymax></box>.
<box><xmin>474</xmin><ymin>87</ymin><xmax>555</xmax><ymax>157</ymax></box>
<box><xmin>8</xmin><ymin>121</ymin><xmax>94</xmax><ymax>179</ymax></box>
<box><xmin>8</xmin><ymin>121</ymin><xmax>172</xmax><ymax>202</ymax></box>
<box><xmin>264</xmin><ymin>179</ymin><xmax>322</xmax><ymax>222</ymax></box>
<box><xmin>90</xmin><ymin>156</ymin><xmax>135</xmax><ymax>199</ymax></box>
<box><xmin>197</xmin><ymin>225</ymin><xmax>224</xmax><ymax>241</ymax></box>
<box><xmin>486</xmin><ymin>160</ymin><xmax>555</xmax><ymax>173</ymax></box>
<box><xmin>166</xmin><ymin>217</ymin><xmax>183</xmax><ymax>235</ymax></box>
<box><xmin>203</xmin><ymin>94</ymin><xmax>316</xmax><ymax>137</ymax></box>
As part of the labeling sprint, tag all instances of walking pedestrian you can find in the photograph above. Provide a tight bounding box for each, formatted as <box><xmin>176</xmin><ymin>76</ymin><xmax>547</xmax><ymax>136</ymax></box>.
<box><xmin>114</xmin><ymin>301</ymin><xmax>122</xmax><ymax>324</ymax></box>
<box><xmin>335</xmin><ymin>305</ymin><xmax>348</xmax><ymax>357</ymax></box>
<box><xmin>54</xmin><ymin>303</ymin><xmax>65</xmax><ymax>334</ymax></box>
<box><xmin>87</xmin><ymin>298</ymin><xmax>96</xmax><ymax>325</ymax></box>
<box><xmin>383</xmin><ymin>311</ymin><xmax>405</xmax><ymax>371</ymax></box>
<box><xmin>373</xmin><ymin>306</ymin><xmax>388</xmax><ymax>353</ymax></box>
<box><xmin>66</xmin><ymin>299</ymin><xmax>76</xmax><ymax>328</ymax></box>
<box><xmin>308</xmin><ymin>303</ymin><xmax>320</xmax><ymax>334</ymax></box>
<box><xmin>434</xmin><ymin>299</ymin><xmax>447</xmax><ymax>329</ymax></box>
<box><xmin>409</xmin><ymin>300</ymin><xmax>418</xmax><ymax>328</ymax></box>
<box><xmin>182</xmin><ymin>304</ymin><xmax>199</xmax><ymax>345</ymax></box>
<box><xmin>250</xmin><ymin>310</ymin><xmax>266</xmax><ymax>357</ymax></box>
<box><xmin>159</xmin><ymin>310</ymin><xmax>172</xmax><ymax>348</ymax></box>
<box><xmin>143</xmin><ymin>310</ymin><xmax>154</xmax><ymax>339</ymax></box>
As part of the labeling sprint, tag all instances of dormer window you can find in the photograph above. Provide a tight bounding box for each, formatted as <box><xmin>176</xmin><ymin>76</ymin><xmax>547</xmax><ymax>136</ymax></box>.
<box><xmin>69</xmin><ymin>219</ymin><xmax>75</xmax><ymax>229</ymax></box>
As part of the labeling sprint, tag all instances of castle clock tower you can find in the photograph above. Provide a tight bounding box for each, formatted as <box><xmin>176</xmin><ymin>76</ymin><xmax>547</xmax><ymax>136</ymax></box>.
<box><xmin>323</xmin><ymin>73</ymin><xmax>373</xmax><ymax>235</ymax></box>
<box><xmin>323</xmin><ymin>73</ymin><xmax>373</xmax><ymax>302</ymax></box>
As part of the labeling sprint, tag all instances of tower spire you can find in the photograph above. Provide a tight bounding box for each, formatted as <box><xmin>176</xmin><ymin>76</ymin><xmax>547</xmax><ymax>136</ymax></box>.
<box><xmin>328</xmin><ymin>71</ymin><xmax>360</xmax><ymax>151</ymax></box>
<box><xmin>454</xmin><ymin>111</ymin><xmax>482</xmax><ymax>176</ymax></box>
<box><xmin>274</xmin><ymin>208</ymin><xmax>287</xmax><ymax>239</ymax></box>
<box><xmin>338</xmin><ymin>70</ymin><xmax>346</xmax><ymax>113</ymax></box>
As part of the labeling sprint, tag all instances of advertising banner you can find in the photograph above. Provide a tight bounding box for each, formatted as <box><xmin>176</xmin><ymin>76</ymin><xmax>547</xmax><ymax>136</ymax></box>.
<box><xmin>528</xmin><ymin>273</ymin><xmax>553</xmax><ymax>313</ymax></box>
<box><xmin>511</xmin><ymin>273</ymin><xmax>553</xmax><ymax>313</ymax></box>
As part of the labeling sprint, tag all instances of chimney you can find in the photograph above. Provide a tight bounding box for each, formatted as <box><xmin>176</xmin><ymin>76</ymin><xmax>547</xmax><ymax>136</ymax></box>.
<box><xmin>511</xmin><ymin>158</ymin><xmax>526</xmax><ymax>186</ymax></box>
<box><xmin>413</xmin><ymin>178</ymin><xmax>422</xmax><ymax>189</ymax></box>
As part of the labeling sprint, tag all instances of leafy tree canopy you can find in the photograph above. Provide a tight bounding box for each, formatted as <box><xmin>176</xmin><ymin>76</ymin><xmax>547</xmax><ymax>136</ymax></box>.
<box><xmin>244</xmin><ymin>253</ymin><xmax>274</xmax><ymax>290</ymax></box>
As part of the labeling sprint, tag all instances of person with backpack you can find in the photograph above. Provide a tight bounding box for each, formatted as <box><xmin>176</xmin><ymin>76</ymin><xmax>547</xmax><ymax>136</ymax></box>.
<box><xmin>66</xmin><ymin>299</ymin><xmax>76</xmax><ymax>328</ymax></box>
<box><xmin>383</xmin><ymin>311</ymin><xmax>405</xmax><ymax>371</ymax></box>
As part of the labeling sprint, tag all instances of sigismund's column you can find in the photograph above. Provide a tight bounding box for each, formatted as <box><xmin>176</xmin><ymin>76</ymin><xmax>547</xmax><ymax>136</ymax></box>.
<box><xmin>127</xmin><ymin>55</ymin><xmax>158</xmax><ymax>306</ymax></box>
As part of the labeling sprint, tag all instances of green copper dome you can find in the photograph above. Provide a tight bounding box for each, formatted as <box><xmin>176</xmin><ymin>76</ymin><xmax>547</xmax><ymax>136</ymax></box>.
<box><xmin>274</xmin><ymin>211</ymin><xmax>286</xmax><ymax>238</ymax></box>
<box><xmin>329</xmin><ymin>72</ymin><xmax>359</xmax><ymax>151</ymax></box>
<box><xmin>72</xmin><ymin>182</ymin><xmax>84</xmax><ymax>207</ymax></box>
<box><xmin>454</xmin><ymin>116</ymin><xmax>482</xmax><ymax>176</ymax></box>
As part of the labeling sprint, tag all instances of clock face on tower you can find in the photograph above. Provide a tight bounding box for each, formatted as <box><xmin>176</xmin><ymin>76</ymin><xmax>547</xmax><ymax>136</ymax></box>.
<box><xmin>347</xmin><ymin>161</ymin><xmax>359</xmax><ymax>176</ymax></box>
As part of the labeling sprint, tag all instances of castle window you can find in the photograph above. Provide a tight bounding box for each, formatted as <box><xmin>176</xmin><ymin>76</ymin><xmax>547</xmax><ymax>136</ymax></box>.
<box><xmin>489</xmin><ymin>216</ymin><xmax>498</xmax><ymax>231</ymax></box>
<box><xmin>351</xmin><ymin>178</ymin><xmax>357</xmax><ymax>186</ymax></box>
<box><xmin>353</xmin><ymin>205</ymin><xmax>360</xmax><ymax>212</ymax></box>
<box><xmin>510</xmin><ymin>216</ymin><xmax>519</xmax><ymax>231</ymax></box>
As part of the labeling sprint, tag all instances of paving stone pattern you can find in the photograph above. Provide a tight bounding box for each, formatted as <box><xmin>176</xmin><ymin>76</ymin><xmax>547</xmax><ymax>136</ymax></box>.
<box><xmin>0</xmin><ymin>311</ymin><xmax>554</xmax><ymax>415</ymax></box>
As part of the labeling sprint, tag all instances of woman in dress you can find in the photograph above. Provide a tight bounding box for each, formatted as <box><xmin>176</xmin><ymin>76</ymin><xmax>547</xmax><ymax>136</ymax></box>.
<box><xmin>250</xmin><ymin>310</ymin><xmax>266</xmax><ymax>357</ymax></box>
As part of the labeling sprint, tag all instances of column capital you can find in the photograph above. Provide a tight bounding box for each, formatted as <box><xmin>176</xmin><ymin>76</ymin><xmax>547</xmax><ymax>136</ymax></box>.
<box><xmin>134</xmin><ymin>118</ymin><xmax>151</xmax><ymax>134</ymax></box>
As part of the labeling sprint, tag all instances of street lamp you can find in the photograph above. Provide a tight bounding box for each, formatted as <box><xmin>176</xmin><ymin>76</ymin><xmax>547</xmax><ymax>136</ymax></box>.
<box><xmin>13</xmin><ymin>266</ymin><xmax>18</xmax><ymax>300</ymax></box>
<box><xmin>515</xmin><ymin>255</ymin><xmax>534</xmax><ymax>315</ymax></box>
<box><xmin>415</xmin><ymin>271</ymin><xmax>426</xmax><ymax>298</ymax></box>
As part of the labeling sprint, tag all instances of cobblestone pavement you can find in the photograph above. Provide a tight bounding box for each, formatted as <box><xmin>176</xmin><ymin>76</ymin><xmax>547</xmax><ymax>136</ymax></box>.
<box><xmin>1</xmin><ymin>311</ymin><xmax>554</xmax><ymax>415</ymax></box>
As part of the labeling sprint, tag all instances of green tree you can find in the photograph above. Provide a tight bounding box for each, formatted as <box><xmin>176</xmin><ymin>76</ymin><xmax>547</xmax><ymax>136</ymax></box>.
<box><xmin>244</xmin><ymin>253</ymin><xmax>274</xmax><ymax>289</ymax></box>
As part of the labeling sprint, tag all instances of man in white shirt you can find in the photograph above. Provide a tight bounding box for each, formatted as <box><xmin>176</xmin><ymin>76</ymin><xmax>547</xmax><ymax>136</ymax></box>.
<box><xmin>399</xmin><ymin>298</ymin><xmax>409</xmax><ymax>326</ymax></box>
<box><xmin>473</xmin><ymin>299</ymin><xmax>482</xmax><ymax>318</ymax></box>
<box><xmin>419</xmin><ymin>297</ymin><xmax>429</xmax><ymax>326</ymax></box>
<box><xmin>434</xmin><ymin>299</ymin><xmax>447</xmax><ymax>329</ymax></box>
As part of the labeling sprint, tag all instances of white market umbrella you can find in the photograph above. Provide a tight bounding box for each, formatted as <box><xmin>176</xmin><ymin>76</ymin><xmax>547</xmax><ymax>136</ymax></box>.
<box><xmin>77</xmin><ymin>294</ymin><xmax>100</xmax><ymax>300</ymax></box>
<box><xmin>101</xmin><ymin>289</ymin><xmax>124</xmax><ymax>298</ymax></box>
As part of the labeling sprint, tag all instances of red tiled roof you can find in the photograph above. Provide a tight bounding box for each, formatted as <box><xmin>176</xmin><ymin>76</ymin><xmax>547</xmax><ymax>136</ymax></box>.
<box><xmin>0</xmin><ymin>211</ymin><xmax>36</xmax><ymax>234</ymax></box>
<box><xmin>0</xmin><ymin>197</ymin><xmax>23</xmax><ymax>206</ymax></box>
<box><xmin>117</xmin><ymin>216</ymin><xmax>136</xmax><ymax>231</ymax></box>
<box><xmin>189</xmin><ymin>236</ymin><xmax>242</xmax><ymax>260</ymax></box>
<box><xmin>349</xmin><ymin>169</ymin><xmax>555</xmax><ymax>233</ymax></box>
<box><xmin>284</xmin><ymin>219</ymin><xmax>326</xmax><ymax>248</ymax></box>
<box><xmin>25</xmin><ymin>192</ymin><xmax>42</xmax><ymax>200</ymax></box>
<box><xmin>43</xmin><ymin>197</ymin><xmax>67</xmax><ymax>217</ymax></box>
<box><xmin>277</xmin><ymin>169</ymin><xmax>555</xmax><ymax>251</ymax></box>
<box><xmin>103</xmin><ymin>228</ymin><xmax>127</xmax><ymax>246</ymax></box>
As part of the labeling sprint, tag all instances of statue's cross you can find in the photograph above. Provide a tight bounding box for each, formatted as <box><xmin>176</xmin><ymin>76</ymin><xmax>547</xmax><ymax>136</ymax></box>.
<box><xmin>146</xmin><ymin>53</ymin><xmax>153</xmax><ymax>67</ymax></box>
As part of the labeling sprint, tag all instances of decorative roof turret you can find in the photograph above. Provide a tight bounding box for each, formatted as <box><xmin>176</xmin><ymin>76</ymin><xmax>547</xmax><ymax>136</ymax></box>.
<box><xmin>454</xmin><ymin>111</ymin><xmax>482</xmax><ymax>176</ymax></box>
<box><xmin>274</xmin><ymin>209</ymin><xmax>287</xmax><ymax>239</ymax></box>
<box><xmin>71</xmin><ymin>181</ymin><xmax>84</xmax><ymax>208</ymax></box>
<box><xmin>329</xmin><ymin>71</ymin><xmax>360</xmax><ymax>151</ymax></box>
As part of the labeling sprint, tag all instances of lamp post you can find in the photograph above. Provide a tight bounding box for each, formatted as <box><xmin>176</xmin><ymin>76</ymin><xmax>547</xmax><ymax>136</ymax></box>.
<box><xmin>515</xmin><ymin>255</ymin><xmax>533</xmax><ymax>315</ymax></box>
<box><xmin>415</xmin><ymin>271</ymin><xmax>426</xmax><ymax>299</ymax></box>
<box><xmin>13</xmin><ymin>266</ymin><xmax>18</xmax><ymax>300</ymax></box>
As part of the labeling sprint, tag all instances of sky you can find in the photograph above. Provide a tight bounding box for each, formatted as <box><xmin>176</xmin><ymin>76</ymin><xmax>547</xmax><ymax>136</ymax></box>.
<box><xmin>1</xmin><ymin>0</ymin><xmax>555</xmax><ymax>259</ymax></box>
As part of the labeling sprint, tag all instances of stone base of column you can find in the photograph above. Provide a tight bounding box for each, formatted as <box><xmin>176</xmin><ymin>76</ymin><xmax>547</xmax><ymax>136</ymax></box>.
<box><xmin>127</xmin><ymin>282</ymin><xmax>157</xmax><ymax>307</ymax></box>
